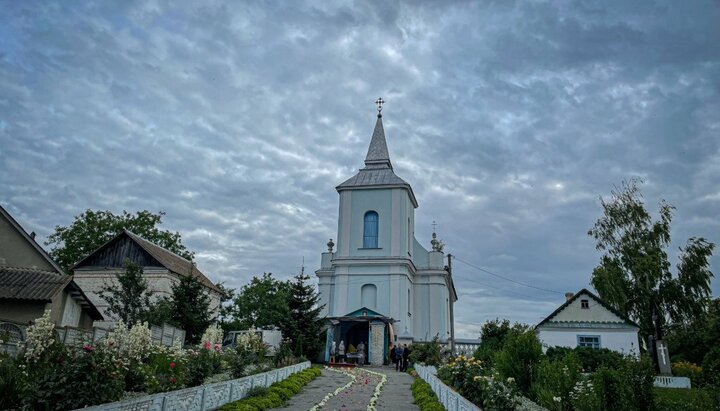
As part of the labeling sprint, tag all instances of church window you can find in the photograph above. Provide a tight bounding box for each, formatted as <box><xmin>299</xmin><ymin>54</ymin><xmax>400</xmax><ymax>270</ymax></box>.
<box><xmin>581</xmin><ymin>299</ymin><xmax>589</xmax><ymax>309</ymax></box>
<box><xmin>363</xmin><ymin>211</ymin><xmax>379</xmax><ymax>248</ymax></box>
<box><xmin>361</xmin><ymin>284</ymin><xmax>377</xmax><ymax>309</ymax></box>
<box><xmin>577</xmin><ymin>335</ymin><xmax>601</xmax><ymax>349</ymax></box>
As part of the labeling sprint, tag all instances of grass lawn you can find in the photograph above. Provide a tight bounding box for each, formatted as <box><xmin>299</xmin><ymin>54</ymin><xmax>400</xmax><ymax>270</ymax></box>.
<box><xmin>654</xmin><ymin>387</ymin><xmax>720</xmax><ymax>411</ymax></box>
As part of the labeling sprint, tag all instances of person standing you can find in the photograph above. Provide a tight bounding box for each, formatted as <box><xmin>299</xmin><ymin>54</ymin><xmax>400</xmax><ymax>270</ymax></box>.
<box><xmin>338</xmin><ymin>340</ymin><xmax>346</xmax><ymax>363</ymax></box>
<box><xmin>357</xmin><ymin>341</ymin><xmax>365</xmax><ymax>366</ymax></box>
<box><xmin>389</xmin><ymin>344</ymin><xmax>396</xmax><ymax>368</ymax></box>
<box><xmin>401</xmin><ymin>344</ymin><xmax>411</xmax><ymax>372</ymax></box>
<box><xmin>395</xmin><ymin>344</ymin><xmax>404</xmax><ymax>371</ymax></box>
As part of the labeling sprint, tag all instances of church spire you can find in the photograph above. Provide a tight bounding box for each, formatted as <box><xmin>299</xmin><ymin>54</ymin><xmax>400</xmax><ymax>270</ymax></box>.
<box><xmin>364</xmin><ymin>97</ymin><xmax>392</xmax><ymax>169</ymax></box>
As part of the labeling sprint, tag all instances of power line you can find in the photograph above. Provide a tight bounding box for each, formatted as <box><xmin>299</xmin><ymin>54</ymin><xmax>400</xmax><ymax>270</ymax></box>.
<box><xmin>452</xmin><ymin>255</ymin><xmax>564</xmax><ymax>295</ymax></box>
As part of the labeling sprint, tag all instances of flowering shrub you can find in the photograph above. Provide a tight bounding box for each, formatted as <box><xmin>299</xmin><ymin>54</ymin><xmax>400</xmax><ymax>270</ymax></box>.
<box><xmin>200</xmin><ymin>324</ymin><xmax>224</xmax><ymax>346</ymax></box>
<box><xmin>437</xmin><ymin>355</ymin><xmax>518</xmax><ymax>410</ymax></box>
<box><xmin>143</xmin><ymin>345</ymin><xmax>186</xmax><ymax>394</ymax></box>
<box><xmin>532</xmin><ymin>352</ymin><xmax>582</xmax><ymax>410</ymax></box>
<box><xmin>671</xmin><ymin>361</ymin><xmax>702</xmax><ymax>386</ymax></box>
<box><xmin>24</xmin><ymin>309</ymin><xmax>57</xmax><ymax>363</ymax></box>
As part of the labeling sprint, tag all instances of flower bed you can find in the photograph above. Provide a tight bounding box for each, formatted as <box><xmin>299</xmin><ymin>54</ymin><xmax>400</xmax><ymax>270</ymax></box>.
<box><xmin>218</xmin><ymin>366</ymin><xmax>321</xmax><ymax>410</ymax></box>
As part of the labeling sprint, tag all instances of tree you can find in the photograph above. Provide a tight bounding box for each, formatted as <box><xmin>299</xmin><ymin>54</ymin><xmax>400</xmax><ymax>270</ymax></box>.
<box><xmin>665</xmin><ymin>297</ymin><xmax>720</xmax><ymax>365</ymax></box>
<box><xmin>287</xmin><ymin>271</ymin><xmax>325</xmax><ymax>359</ymax></box>
<box><xmin>98</xmin><ymin>259</ymin><xmax>153</xmax><ymax>327</ymax></box>
<box><xmin>168</xmin><ymin>275</ymin><xmax>212</xmax><ymax>345</ymax></box>
<box><xmin>228</xmin><ymin>273</ymin><xmax>291</xmax><ymax>332</ymax></box>
<box><xmin>46</xmin><ymin>209</ymin><xmax>194</xmax><ymax>273</ymax></box>
<box><xmin>588</xmin><ymin>179</ymin><xmax>715</xmax><ymax>339</ymax></box>
<box><xmin>473</xmin><ymin>318</ymin><xmax>530</xmax><ymax>365</ymax></box>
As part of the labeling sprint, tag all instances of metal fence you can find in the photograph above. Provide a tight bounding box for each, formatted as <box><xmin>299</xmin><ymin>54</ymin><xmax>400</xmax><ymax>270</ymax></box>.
<box><xmin>73</xmin><ymin>361</ymin><xmax>311</xmax><ymax>411</ymax></box>
<box><xmin>415</xmin><ymin>364</ymin><xmax>481</xmax><ymax>411</ymax></box>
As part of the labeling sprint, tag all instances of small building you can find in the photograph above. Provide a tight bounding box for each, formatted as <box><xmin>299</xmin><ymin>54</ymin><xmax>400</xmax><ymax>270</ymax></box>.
<box><xmin>0</xmin><ymin>205</ymin><xmax>103</xmax><ymax>334</ymax></box>
<box><xmin>535</xmin><ymin>288</ymin><xmax>640</xmax><ymax>356</ymax></box>
<box><xmin>72</xmin><ymin>229</ymin><xmax>222</xmax><ymax>327</ymax></box>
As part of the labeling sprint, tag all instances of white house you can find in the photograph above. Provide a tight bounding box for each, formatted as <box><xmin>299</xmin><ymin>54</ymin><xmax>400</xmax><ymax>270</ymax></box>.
<box><xmin>535</xmin><ymin>288</ymin><xmax>640</xmax><ymax>357</ymax></box>
<box><xmin>316</xmin><ymin>102</ymin><xmax>458</xmax><ymax>365</ymax></box>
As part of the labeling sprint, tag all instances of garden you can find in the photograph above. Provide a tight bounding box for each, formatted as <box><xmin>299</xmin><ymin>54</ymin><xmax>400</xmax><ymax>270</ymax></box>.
<box><xmin>409</xmin><ymin>321</ymin><xmax>720</xmax><ymax>411</ymax></box>
<box><xmin>0</xmin><ymin>310</ymin><xmax>306</xmax><ymax>411</ymax></box>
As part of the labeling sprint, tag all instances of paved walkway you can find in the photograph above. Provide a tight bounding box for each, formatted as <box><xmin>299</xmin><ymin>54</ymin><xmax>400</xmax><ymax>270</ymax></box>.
<box><xmin>271</xmin><ymin>366</ymin><xmax>419</xmax><ymax>411</ymax></box>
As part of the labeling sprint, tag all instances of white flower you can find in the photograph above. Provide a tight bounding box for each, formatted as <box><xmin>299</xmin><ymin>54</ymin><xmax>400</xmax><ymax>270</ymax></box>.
<box><xmin>24</xmin><ymin>309</ymin><xmax>56</xmax><ymax>362</ymax></box>
<box><xmin>553</xmin><ymin>396</ymin><xmax>562</xmax><ymax>403</ymax></box>
<box><xmin>506</xmin><ymin>377</ymin><xmax>515</xmax><ymax>384</ymax></box>
<box><xmin>199</xmin><ymin>324</ymin><xmax>224</xmax><ymax>347</ymax></box>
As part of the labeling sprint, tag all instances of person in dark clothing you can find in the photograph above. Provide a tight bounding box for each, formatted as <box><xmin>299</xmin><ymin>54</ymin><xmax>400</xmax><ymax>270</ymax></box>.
<box><xmin>394</xmin><ymin>345</ymin><xmax>404</xmax><ymax>371</ymax></box>
<box><xmin>389</xmin><ymin>345</ymin><xmax>396</xmax><ymax>368</ymax></box>
<box><xmin>401</xmin><ymin>344</ymin><xmax>410</xmax><ymax>371</ymax></box>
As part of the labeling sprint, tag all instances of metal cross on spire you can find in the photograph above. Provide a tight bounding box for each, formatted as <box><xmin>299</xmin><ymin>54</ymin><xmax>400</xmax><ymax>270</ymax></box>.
<box><xmin>375</xmin><ymin>97</ymin><xmax>385</xmax><ymax>117</ymax></box>
<box><xmin>432</xmin><ymin>220</ymin><xmax>437</xmax><ymax>233</ymax></box>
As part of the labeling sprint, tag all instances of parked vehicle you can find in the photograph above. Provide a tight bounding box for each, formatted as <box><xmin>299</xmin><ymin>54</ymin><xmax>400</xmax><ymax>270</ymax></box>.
<box><xmin>223</xmin><ymin>328</ymin><xmax>283</xmax><ymax>355</ymax></box>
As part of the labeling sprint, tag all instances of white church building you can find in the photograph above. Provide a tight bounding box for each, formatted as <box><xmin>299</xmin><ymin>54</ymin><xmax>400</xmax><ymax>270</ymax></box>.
<box><xmin>316</xmin><ymin>101</ymin><xmax>458</xmax><ymax>365</ymax></box>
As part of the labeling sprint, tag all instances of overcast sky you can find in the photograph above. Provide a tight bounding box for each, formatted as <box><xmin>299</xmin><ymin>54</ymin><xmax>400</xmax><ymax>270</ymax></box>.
<box><xmin>2</xmin><ymin>1</ymin><xmax>719</xmax><ymax>338</ymax></box>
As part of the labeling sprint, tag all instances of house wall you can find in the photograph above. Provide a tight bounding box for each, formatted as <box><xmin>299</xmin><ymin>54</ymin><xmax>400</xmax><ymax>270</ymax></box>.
<box><xmin>551</xmin><ymin>297</ymin><xmax>622</xmax><ymax>323</ymax></box>
<box><xmin>537</xmin><ymin>328</ymin><xmax>640</xmax><ymax>357</ymax></box>
<box><xmin>0</xmin><ymin>300</ymin><xmax>48</xmax><ymax>323</ymax></box>
<box><xmin>73</xmin><ymin>268</ymin><xmax>220</xmax><ymax>326</ymax></box>
<box><xmin>0</xmin><ymin>215</ymin><xmax>55</xmax><ymax>271</ymax></box>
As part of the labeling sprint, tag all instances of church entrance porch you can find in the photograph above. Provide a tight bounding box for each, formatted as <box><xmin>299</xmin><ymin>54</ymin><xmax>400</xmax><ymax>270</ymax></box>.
<box><xmin>324</xmin><ymin>307</ymin><xmax>394</xmax><ymax>366</ymax></box>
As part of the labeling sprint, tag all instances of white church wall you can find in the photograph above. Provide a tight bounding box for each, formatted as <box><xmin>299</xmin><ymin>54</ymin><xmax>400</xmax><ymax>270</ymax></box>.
<box><xmin>537</xmin><ymin>328</ymin><xmax>640</xmax><ymax>357</ymax></box>
<box><xmin>346</xmin><ymin>189</ymin><xmax>393</xmax><ymax>256</ymax></box>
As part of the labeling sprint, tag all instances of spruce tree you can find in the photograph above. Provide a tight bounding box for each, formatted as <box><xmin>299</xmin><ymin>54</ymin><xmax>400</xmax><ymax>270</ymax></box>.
<box><xmin>288</xmin><ymin>271</ymin><xmax>325</xmax><ymax>360</ymax></box>
<box><xmin>98</xmin><ymin>259</ymin><xmax>153</xmax><ymax>327</ymax></box>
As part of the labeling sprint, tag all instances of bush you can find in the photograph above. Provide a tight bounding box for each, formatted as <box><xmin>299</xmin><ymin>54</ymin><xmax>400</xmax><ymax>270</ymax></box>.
<box><xmin>474</xmin><ymin>319</ymin><xmax>531</xmax><ymax>367</ymax></box>
<box><xmin>591</xmin><ymin>355</ymin><xmax>655</xmax><ymax>411</ymax></box>
<box><xmin>436</xmin><ymin>355</ymin><xmax>518</xmax><ymax>410</ymax></box>
<box><xmin>0</xmin><ymin>352</ymin><xmax>25</xmax><ymax>410</ymax></box>
<box><xmin>411</xmin><ymin>377</ymin><xmax>445</xmax><ymax>411</ymax></box>
<box><xmin>532</xmin><ymin>351</ymin><xmax>582</xmax><ymax>410</ymax></box>
<box><xmin>219</xmin><ymin>367</ymin><xmax>320</xmax><ymax>410</ymax></box>
<box><xmin>671</xmin><ymin>361</ymin><xmax>703</xmax><ymax>387</ymax></box>
<box><xmin>546</xmin><ymin>346</ymin><xmax>624</xmax><ymax>372</ymax></box>
<box><xmin>494</xmin><ymin>331</ymin><xmax>543</xmax><ymax>396</ymax></box>
<box><xmin>701</xmin><ymin>346</ymin><xmax>720</xmax><ymax>387</ymax></box>
<box><xmin>408</xmin><ymin>336</ymin><xmax>443</xmax><ymax>366</ymax></box>
<box><xmin>185</xmin><ymin>347</ymin><xmax>223</xmax><ymax>387</ymax></box>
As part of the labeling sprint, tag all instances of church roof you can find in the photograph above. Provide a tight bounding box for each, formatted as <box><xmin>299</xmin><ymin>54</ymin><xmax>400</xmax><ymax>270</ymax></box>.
<box><xmin>336</xmin><ymin>114</ymin><xmax>418</xmax><ymax>207</ymax></box>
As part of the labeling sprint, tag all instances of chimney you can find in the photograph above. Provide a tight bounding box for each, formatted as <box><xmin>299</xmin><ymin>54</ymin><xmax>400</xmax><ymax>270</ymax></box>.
<box><xmin>30</xmin><ymin>231</ymin><xmax>36</xmax><ymax>240</ymax></box>
<box><xmin>565</xmin><ymin>292</ymin><xmax>574</xmax><ymax>301</ymax></box>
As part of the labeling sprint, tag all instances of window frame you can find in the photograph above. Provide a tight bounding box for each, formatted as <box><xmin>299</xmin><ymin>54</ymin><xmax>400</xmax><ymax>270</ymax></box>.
<box><xmin>581</xmin><ymin>299</ymin><xmax>589</xmax><ymax>309</ymax></box>
<box><xmin>362</xmin><ymin>211</ymin><xmax>380</xmax><ymax>249</ymax></box>
<box><xmin>577</xmin><ymin>335</ymin><xmax>601</xmax><ymax>349</ymax></box>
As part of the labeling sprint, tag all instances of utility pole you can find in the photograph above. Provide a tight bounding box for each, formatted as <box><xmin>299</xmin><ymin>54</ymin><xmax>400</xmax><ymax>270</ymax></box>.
<box><xmin>448</xmin><ymin>253</ymin><xmax>455</xmax><ymax>355</ymax></box>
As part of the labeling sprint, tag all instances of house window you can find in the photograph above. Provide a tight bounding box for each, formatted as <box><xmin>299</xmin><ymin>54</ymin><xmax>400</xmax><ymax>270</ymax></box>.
<box><xmin>577</xmin><ymin>335</ymin><xmax>601</xmax><ymax>349</ymax></box>
<box><xmin>363</xmin><ymin>211</ymin><xmax>379</xmax><ymax>248</ymax></box>
<box><xmin>581</xmin><ymin>299</ymin><xmax>589</xmax><ymax>309</ymax></box>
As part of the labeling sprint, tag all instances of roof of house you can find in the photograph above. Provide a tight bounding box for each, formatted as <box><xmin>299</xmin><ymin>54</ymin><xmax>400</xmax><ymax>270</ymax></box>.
<box><xmin>74</xmin><ymin>229</ymin><xmax>222</xmax><ymax>294</ymax></box>
<box><xmin>0</xmin><ymin>205</ymin><xmax>66</xmax><ymax>274</ymax></box>
<box><xmin>536</xmin><ymin>288</ymin><xmax>640</xmax><ymax>329</ymax></box>
<box><xmin>0</xmin><ymin>267</ymin><xmax>103</xmax><ymax>320</ymax></box>
<box><xmin>336</xmin><ymin>115</ymin><xmax>418</xmax><ymax>207</ymax></box>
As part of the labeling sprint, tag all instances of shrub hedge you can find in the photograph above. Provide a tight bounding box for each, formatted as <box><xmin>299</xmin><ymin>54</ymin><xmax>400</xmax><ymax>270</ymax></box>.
<box><xmin>218</xmin><ymin>367</ymin><xmax>321</xmax><ymax>411</ymax></box>
<box><xmin>654</xmin><ymin>387</ymin><xmax>720</xmax><ymax>411</ymax></box>
<box><xmin>410</xmin><ymin>376</ymin><xmax>445</xmax><ymax>411</ymax></box>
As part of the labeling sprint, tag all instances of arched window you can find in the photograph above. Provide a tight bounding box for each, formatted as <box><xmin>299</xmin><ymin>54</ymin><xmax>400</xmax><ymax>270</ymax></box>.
<box><xmin>361</xmin><ymin>284</ymin><xmax>377</xmax><ymax>309</ymax></box>
<box><xmin>363</xmin><ymin>211</ymin><xmax>379</xmax><ymax>248</ymax></box>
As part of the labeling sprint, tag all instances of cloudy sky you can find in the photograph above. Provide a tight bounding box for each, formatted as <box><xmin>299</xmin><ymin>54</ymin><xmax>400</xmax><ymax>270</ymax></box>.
<box><xmin>2</xmin><ymin>1</ymin><xmax>719</xmax><ymax>338</ymax></box>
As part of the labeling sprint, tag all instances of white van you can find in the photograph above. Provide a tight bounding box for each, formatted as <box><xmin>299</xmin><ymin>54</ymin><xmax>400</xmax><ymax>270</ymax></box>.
<box><xmin>223</xmin><ymin>328</ymin><xmax>283</xmax><ymax>355</ymax></box>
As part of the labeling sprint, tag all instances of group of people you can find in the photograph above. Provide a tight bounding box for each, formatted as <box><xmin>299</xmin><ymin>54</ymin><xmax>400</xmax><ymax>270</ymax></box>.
<box><xmin>390</xmin><ymin>343</ymin><xmax>411</xmax><ymax>371</ymax></box>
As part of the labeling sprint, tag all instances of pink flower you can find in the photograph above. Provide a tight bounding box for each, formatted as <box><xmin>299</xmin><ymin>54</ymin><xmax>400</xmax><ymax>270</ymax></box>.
<box><xmin>204</xmin><ymin>341</ymin><xmax>211</xmax><ymax>350</ymax></box>
<box><xmin>83</xmin><ymin>344</ymin><xmax>95</xmax><ymax>352</ymax></box>
<box><xmin>170</xmin><ymin>377</ymin><xmax>177</xmax><ymax>384</ymax></box>
<box><xmin>214</xmin><ymin>343</ymin><xmax>221</xmax><ymax>351</ymax></box>
<box><xmin>170</xmin><ymin>362</ymin><xmax>176</xmax><ymax>369</ymax></box>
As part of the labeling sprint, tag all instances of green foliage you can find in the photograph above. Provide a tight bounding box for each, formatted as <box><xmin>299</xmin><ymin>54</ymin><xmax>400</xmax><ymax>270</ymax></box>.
<box><xmin>437</xmin><ymin>355</ymin><xmax>518</xmax><ymax>410</ymax></box>
<box><xmin>494</xmin><ymin>331</ymin><xmax>543</xmax><ymax>396</ymax></box>
<box><xmin>474</xmin><ymin>319</ymin><xmax>530</xmax><ymax>366</ymax></box>
<box><xmin>185</xmin><ymin>347</ymin><xmax>223</xmax><ymax>387</ymax></box>
<box><xmin>590</xmin><ymin>356</ymin><xmax>656</xmax><ymax>411</ymax></box>
<box><xmin>228</xmin><ymin>334</ymin><xmax>271</xmax><ymax>378</ymax></box>
<box><xmin>23</xmin><ymin>343</ymin><xmax>126</xmax><ymax>410</ymax></box>
<box><xmin>142</xmin><ymin>350</ymin><xmax>185</xmax><ymax>394</ymax></box>
<box><xmin>0</xmin><ymin>352</ymin><xmax>25</xmax><ymax>410</ymax></box>
<box><xmin>218</xmin><ymin>367</ymin><xmax>320</xmax><ymax>411</ymax></box>
<box><xmin>273</xmin><ymin>338</ymin><xmax>297</xmax><ymax>368</ymax></box>
<box><xmin>701</xmin><ymin>346</ymin><xmax>720</xmax><ymax>387</ymax></box>
<box><xmin>409</xmin><ymin>335</ymin><xmax>443</xmax><ymax>366</ymax></box>
<box><xmin>168</xmin><ymin>275</ymin><xmax>212</xmax><ymax>344</ymax></box>
<box><xmin>411</xmin><ymin>377</ymin><xmax>446</xmax><ymax>411</ymax></box>
<box><xmin>588</xmin><ymin>179</ymin><xmax>715</xmax><ymax>338</ymax></box>
<box><xmin>287</xmin><ymin>272</ymin><xmax>325</xmax><ymax>359</ymax></box>
<box><xmin>99</xmin><ymin>259</ymin><xmax>154</xmax><ymax>327</ymax></box>
<box><xmin>229</xmin><ymin>273</ymin><xmax>291</xmax><ymax>331</ymax></box>
<box><xmin>46</xmin><ymin>209</ymin><xmax>193</xmax><ymax>273</ymax></box>
<box><xmin>545</xmin><ymin>346</ymin><xmax>624</xmax><ymax>373</ymax></box>
<box><xmin>665</xmin><ymin>298</ymin><xmax>720</xmax><ymax>365</ymax></box>
<box><xmin>532</xmin><ymin>351</ymin><xmax>582</xmax><ymax>410</ymax></box>
<box><xmin>671</xmin><ymin>361</ymin><xmax>703</xmax><ymax>387</ymax></box>
<box><xmin>654</xmin><ymin>387</ymin><xmax>720</xmax><ymax>411</ymax></box>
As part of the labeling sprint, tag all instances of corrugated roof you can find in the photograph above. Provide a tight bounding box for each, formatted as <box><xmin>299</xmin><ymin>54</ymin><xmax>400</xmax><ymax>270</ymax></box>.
<box><xmin>123</xmin><ymin>230</ymin><xmax>221</xmax><ymax>294</ymax></box>
<box><xmin>0</xmin><ymin>266</ymin><xmax>71</xmax><ymax>300</ymax></box>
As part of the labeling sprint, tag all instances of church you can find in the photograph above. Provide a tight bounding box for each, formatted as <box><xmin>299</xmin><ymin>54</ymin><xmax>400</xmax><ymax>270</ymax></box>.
<box><xmin>316</xmin><ymin>100</ymin><xmax>457</xmax><ymax>366</ymax></box>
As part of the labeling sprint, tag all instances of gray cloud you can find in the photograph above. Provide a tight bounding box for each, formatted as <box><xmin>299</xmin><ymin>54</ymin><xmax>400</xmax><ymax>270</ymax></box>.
<box><xmin>1</xmin><ymin>0</ymin><xmax>718</xmax><ymax>337</ymax></box>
